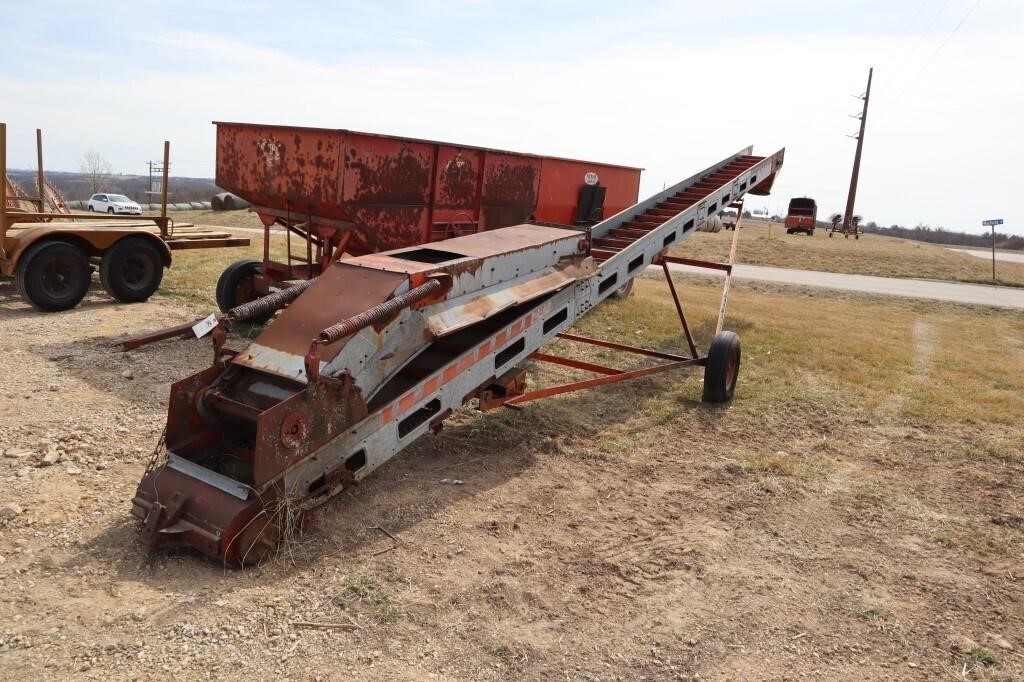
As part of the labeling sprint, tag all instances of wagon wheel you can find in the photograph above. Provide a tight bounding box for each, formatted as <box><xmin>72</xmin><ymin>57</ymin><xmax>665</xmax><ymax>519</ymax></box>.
<box><xmin>14</xmin><ymin>240</ymin><xmax>92</xmax><ymax>312</ymax></box>
<box><xmin>702</xmin><ymin>331</ymin><xmax>741</xmax><ymax>403</ymax></box>
<box><xmin>100</xmin><ymin>237</ymin><xmax>165</xmax><ymax>303</ymax></box>
<box><xmin>216</xmin><ymin>259</ymin><xmax>273</xmax><ymax>323</ymax></box>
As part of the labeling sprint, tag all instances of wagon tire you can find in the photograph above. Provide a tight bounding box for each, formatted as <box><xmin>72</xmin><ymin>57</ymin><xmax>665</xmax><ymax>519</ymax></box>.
<box><xmin>702</xmin><ymin>331</ymin><xmax>741</xmax><ymax>403</ymax></box>
<box><xmin>14</xmin><ymin>240</ymin><xmax>92</xmax><ymax>312</ymax></box>
<box><xmin>610</xmin><ymin>278</ymin><xmax>634</xmax><ymax>300</ymax></box>
<box><xmin>216</xmin><ymin>259</ymin><xmax>272</xmax><ymax>322</ymax></box>
<box><xmin>100</xmin><ymin>237</ymin><xmax>164</xmax><ymax>303</ymax></box>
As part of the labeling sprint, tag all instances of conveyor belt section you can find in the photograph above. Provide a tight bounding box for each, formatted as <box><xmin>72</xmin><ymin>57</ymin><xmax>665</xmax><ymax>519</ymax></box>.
<box><xmin>591</xmin><ymin>155</ymin><xmax>763</xmax><ymax>263</ymax></box>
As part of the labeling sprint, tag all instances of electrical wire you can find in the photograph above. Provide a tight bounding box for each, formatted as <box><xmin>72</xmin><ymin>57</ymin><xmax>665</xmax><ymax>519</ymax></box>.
<box><xmin>893</xmin><ymin>0</ymin><xmax>983</xmax><ymax>101</ymax></box>
<box><xmin>884</xmin><ymin>0</ymin><xmax>931</xmax><ymax>65</ymax></box>
<box><xmin>891</xmin><ymin>0</ymin><xmax>953</xmax><ymax>78</ymax></box>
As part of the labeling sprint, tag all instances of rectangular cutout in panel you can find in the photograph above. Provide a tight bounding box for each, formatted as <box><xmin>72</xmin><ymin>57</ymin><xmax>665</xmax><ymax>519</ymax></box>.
<box><xmin>628</xmin><ymin>254</ymin><xmax>644</xmax><ymax>272</ymax></box>
<box><xmin>663</xmin><ymin>232</ymin><xmax>677</xmax><ymax>246</ymax></box>
<box><xmin>740</xmin><ymin>181</ymin><xmax>747</xmax><ymax>190</ymax></box>
<box><xmin>708</xmin><ymin>203</ymin><xmax>717</xmax><ymax>214</ymax></box>
<box><xmin>495</xmin><ymin>337</ymin><xmax>525</xmax><ymax>369</ymax></box>
<box><xmin>722</xmin><ymin>193</ymin><xmax>730</xmax><ymax>203</ymax></box>
<box><xmin>399</xmin><ymin>399</ymin><xmax>441</xmax><ymax>438</ymax></box>
<box><xmin>395</xmin><ymin>248</ymin><xmax>465</xmax><ymax>264</ymax></box>
<box><xmin>543</xmin><ymin>307</ymin><xmax>568</xmax><ymax>334</ymax></box>
<box><xmin>598</xmin><ymin>273</ymin><xmax>619</xmax><ymax>294</ymax></box>
<box><xmin>683</xmin><ymin>219</ymin><xmax>695</xmax><ymax>230</ymax></box>
<box><xmin>750</xmin><ymin>173</ymin><xmax>757</xmax><ymax>183</ymax></box>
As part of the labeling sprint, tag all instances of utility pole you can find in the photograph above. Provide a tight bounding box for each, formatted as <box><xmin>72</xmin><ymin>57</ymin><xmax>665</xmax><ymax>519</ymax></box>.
<box><xmin>843</xmin><ymin>67</ymin><xmax>872</xmax><ymax>235</ymax></box>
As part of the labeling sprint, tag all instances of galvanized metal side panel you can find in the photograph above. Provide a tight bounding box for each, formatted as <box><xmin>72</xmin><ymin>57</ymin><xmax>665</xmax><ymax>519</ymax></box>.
<box><xmin>587</xmin><ymin>150</ymin><xmax>786</xmax><ymax>313</ymax></box>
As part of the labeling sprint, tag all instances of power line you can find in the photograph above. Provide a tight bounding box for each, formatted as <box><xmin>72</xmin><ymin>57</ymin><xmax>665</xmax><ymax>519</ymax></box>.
<box><xmin>894</xmin><ymin>0</ymin><xmax>983</xmax><ymax>101</ymax></box>
<box><xmin>884</xmin><ymin>0</ymin><xmax>931</xmax><ymax>65</ymax></box>
<box><xmin>891</xmin><ymin>0</ymin><xmax>953</xmax><ymax>78</ymax></box>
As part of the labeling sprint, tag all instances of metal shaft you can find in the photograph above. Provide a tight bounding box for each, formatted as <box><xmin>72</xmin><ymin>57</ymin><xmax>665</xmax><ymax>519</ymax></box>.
<box><xmin>227</xmin><ymin>278</ymin><xmax>315</xmax><ymax>322</ymax></box>
<box><xmin>318</xmin><ymin>278</ymin><xmax>443</xmax><ymax>345</ymax></box>
<box><xmin>0</xmin><ymin>122</ymin><xmax>7</xmax><ymax>259</ymax></box>
<box><xmin>36</xmin><ymin>129</ymin><xmax>45</xmax><ymax>213</ymax></box>
<box><xmin>843</xmin><ymin>67</ymin><xmax>872</xmax><ymax>234</ymax></box>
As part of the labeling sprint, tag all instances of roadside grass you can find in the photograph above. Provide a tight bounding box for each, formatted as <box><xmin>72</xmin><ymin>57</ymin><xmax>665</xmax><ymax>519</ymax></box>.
<box><xmin>147</xmin><ymin>208</ymin><xmax>266</xmax><ymax>230</ymax></box>
<box><xmin>673</xmin><ymin>218</ymin><xmax>1024</xmax><ymax>287</ymax></box>
<box><xmin>158</xmin><ymin>232</ymin><xmax>288</xmax><ymax>312</ymax></box>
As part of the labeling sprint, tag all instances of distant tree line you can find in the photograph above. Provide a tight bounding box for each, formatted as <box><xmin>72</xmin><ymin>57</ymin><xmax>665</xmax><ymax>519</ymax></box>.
<box><xmin>7</xmin><ymin>169</ymin><xmax>222</xmax><ymax>204</ymax></box>
<box><xmin>860</xmin><ymin>221</ymin><xmax>1024</xmax><ymax>251</ymax></box>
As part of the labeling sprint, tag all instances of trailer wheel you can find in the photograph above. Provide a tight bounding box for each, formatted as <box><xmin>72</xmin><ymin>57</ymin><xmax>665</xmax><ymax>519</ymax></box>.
<box><xmin>702</xmin><ymin>331</ymin><xmax>741</xmax><ymax>403</ymax></box>
<box><xmin>216</xmin><ymin>259</ymin><xmax>272</xmax><ymax>322</ymax></box>
<box><xmin>100</xmin><ymin>237</ymin><xmax>165</xmax><ymax>303</ymax></box>
<box><xmin>609</xmin><ymin>279</ymin><xmax>634</xmax><ymax>300</ymax></box>
<box><xmin>14</xmin><ymin>240</ymin><xmax>92</xmax><ymax>312</ymax></box>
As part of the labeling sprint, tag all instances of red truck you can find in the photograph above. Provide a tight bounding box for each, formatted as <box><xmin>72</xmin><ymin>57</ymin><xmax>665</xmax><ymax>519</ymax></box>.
<box><xmin>784</xmin><ymin>197</ymin><xmax>817</xmax><ymax>235</ymax></box>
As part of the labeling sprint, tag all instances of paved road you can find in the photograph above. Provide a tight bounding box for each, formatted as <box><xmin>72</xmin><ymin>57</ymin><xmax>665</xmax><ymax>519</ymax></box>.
<box><xmin>664</xmin><ymin>262</ymin><xmax>1024</xmax><ymax>309</ymax></box>
<box><xmin>948</xmin><ymin>248</ymin><xmax>1024</xmax><ymax>265</ymax></box>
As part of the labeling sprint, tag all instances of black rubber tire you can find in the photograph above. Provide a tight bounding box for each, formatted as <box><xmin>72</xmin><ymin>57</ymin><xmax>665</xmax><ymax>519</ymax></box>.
<box><xmin>100</xmin><ymin>237</ymin><xmax>164</xmax><ymax>303</ymax></box>
<box><xmin>87</xmin><ymin>205</ymin><xmax>95</xmax><ymax>212</ymax></box>
<box><xmin>14</xmin><ymin>240</ymin><xmax>92</xmax><ymax>312</ymax></box>
<box><xmin>702</xmin><ymin>331</ymin><xmax>741</xmax><ymax>403</ymax></box>
<box><xmin>609</xmin><ymin>278</ymin><xmax>634</xmax><ymax>300</ymax></box>
<box><xmin>786</xmin><ymin>229</ymin><xmax>794</xmax><ymax>235</ymax></box>
<box><xmin>107</xmin><ymin>207</ymin><xmax>114</xmax><ymax>214</ymax></box>
<box><xmin>216</xmin><ymin>259</ymin><xmax>271</xmax><ymax>322</ymax></box>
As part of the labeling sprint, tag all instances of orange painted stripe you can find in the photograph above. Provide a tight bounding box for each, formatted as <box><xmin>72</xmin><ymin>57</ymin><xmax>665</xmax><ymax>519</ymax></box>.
<box><xmin>399</xmin><ymin>392</ymin><xmax>417</xmax><ymax>413</ymax></box>
<box><xmin>443</xmin><ymin>364</ymin><xmax>459</xmax><ymax>382</ymax></box>
<box><xmin>420</xmin><ymin>377</ymin><xmax>439</xmax><ymax>398</ymax></box>
<box><xmin>495</xmin><ymin>330</ymin><xmax>508</xmax><ymax>345</ymax></box>
<box><xmin>380</xmin><ymin>405</ymin><xmax>394</xmax><ymax>425</ymax></box>
<box><xmin>511</xmin><ymin>320</ymin><xmax>523</xmax><ymax>336</ymax></box>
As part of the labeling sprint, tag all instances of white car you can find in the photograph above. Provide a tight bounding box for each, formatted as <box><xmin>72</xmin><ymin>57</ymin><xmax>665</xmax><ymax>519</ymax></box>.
<box><xmin>87</xmin><ymin>193</ymin><xmax>142</xmax><ymax>215</ymax></box>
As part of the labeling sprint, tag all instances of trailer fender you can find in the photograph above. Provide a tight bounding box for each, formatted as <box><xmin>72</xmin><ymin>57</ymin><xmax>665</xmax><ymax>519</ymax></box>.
<box><xmin>5</xmin><ymin>226</ymin><xmax>172</xmax><ymax>271</ymax></box>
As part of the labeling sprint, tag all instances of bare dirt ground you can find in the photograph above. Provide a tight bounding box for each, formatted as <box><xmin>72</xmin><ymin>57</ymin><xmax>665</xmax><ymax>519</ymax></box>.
<box><xmin>1</xmin><ymin>256</ymin><xmax>1022</xmax><ymax>680</ymax></box>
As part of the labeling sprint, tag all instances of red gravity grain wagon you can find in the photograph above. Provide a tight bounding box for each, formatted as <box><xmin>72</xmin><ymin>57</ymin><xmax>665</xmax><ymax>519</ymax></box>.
<box><xmin>212</xmin><ymin>122</ymin><xmax>643</xmax><ymax>316</ymax></box>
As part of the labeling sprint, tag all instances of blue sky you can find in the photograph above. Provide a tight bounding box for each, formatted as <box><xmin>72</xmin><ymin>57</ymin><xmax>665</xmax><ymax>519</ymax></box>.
<box><xmin>2</xmin><ymin>0</ymin><xmax>1021</xmax><ymax>234</ymax></box>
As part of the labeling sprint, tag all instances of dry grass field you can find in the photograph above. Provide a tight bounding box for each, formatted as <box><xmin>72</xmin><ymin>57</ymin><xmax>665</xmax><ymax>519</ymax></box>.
<box><xmin>675</xmin><ymin>218</ymin><xmax>1024</xmax><ymax>287</ymax></box>
<box><xmin>1</xmin><ymin>232</ymin><xmax>1021</xmax><ymax>680</ymax></box>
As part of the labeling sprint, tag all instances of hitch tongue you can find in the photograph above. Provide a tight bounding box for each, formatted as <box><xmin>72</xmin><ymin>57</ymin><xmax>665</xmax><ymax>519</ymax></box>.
<box><xmin>140</xmin><ymin>490</ymin><xmax>188</xmax><ymax>545</ymax></box>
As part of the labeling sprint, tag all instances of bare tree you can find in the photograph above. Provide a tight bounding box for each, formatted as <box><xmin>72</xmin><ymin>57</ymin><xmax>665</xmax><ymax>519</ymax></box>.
<box><xmin>79</xmin><ymin>150</ymin><xmax>112</xmax><ymax>193</ymax></box>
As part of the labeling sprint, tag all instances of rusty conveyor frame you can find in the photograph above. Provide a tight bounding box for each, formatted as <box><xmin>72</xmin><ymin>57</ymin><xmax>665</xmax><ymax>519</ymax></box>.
<box><xmin>484</xmin><ymin>201</ymin><xmax>747</xmax><ymax>409</ymax></box>
<box><xmin>131</xmin><ymin>145</ymin><xmax>783</xmax><ymax>565</ymax></box>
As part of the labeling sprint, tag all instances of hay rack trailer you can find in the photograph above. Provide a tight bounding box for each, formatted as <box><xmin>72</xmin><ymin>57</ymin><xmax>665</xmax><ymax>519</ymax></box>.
<box><xmin>0</xmin><ymin>122</ymin><xmax>249</xmax><ymax>312</ymax></box>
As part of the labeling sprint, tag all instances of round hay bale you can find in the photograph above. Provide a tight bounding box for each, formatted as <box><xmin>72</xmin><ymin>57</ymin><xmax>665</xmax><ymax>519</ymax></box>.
<box><xmin>211</xmin><ymin>193</ymin><xmax>227</xmax><ymax>211</ymax></box>
<box><xmin>698</xmin><ymin>215</ymin><xmax>723</xmax><ymax>233</ymax></box>
<box><xmin>190</xmin><ymin>201</ymin><xmax>205</xmax><ymax>210</ymax></box>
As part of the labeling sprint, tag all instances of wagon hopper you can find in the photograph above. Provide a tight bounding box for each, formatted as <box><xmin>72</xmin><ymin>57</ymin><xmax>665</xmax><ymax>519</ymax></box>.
<box><xmin>212</xmin><ymin>122</ymin><xmax>642</xmax><ymax>315</ymax></box>
<box><xmin>133</xmin><ymin>144</ymin><xmax>784</xmax><ymax>565</ymax></box>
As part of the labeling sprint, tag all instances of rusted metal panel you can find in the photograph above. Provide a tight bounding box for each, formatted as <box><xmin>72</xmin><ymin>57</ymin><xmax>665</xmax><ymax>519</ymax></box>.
<box><xmin>480</xmin><ymin>152</ymin><xmax>542</xmax><ymax>229</ymax></box>
<box><xmin>216</xmin><ymin>124</ymin><xmax>344</xmax><ymax>219</ymax></box>
<box><xmin>235</xmin><ymin>263</ymin><xmax>409</xmax><ymax>375</ymax></box>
